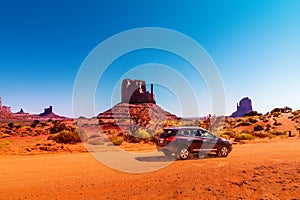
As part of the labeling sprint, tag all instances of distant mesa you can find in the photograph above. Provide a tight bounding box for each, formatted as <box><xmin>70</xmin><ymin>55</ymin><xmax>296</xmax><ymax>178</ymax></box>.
<box><xmin>121</xmin><ymin>79</ymin><xmax>156</xmax><ymax>104</ymax></box>
<box><xmin>38</xmin><ymin>106</ymin><xmax>66</xmax><ymax>119</ymax></box>
<box><xmin>0</xmin><ymin>97</ymin><xmax>67</xmax><ymax>120</ymax></box>
<box><xmin>230</xmin><ymin>97</ymin><xmax>253</xmax><ymax>118</ymax></box>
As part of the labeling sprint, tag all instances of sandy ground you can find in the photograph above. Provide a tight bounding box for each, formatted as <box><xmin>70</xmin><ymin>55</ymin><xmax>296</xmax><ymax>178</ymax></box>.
<box><xmin>0</xmin><ymin>138</ymin><xmax>300</xmax><ymax>200</ymax></box>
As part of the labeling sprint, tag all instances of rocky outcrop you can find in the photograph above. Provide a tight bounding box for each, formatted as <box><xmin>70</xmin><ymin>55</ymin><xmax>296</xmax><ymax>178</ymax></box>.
<box><xmin>0</xmin><ymin>97</ymin><xmax>13</xmax><ymax>119</ymax></box>
<box><xmin>39</xmin><ymin>106</ymin><xmax>66</xmax><ymax>119</ymax></box>
<box><xmin>230</xmin><ymin>97</ymin><xmax>253</xmax><ymax>118</ymax></box>
<box><xmin>97</xmin><ymin>103</ymin><xmax>180</xmax><ymax>132</ymax></box>
<box><xmin>121</xmin><ymin>79</ymin><xmax>156</xmax><ymax>104</ymax></box>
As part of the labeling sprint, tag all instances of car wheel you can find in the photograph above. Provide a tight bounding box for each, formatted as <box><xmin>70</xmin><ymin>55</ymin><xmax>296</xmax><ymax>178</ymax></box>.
<box><xmin>218</xmin><ymin>146</ymin><xmax>229</xmax><ymax>157</ymax></box>
<box><xmin>177</xmin><ymin>146</ymin><xmax>190</xmax><ymax>160</ymax></box>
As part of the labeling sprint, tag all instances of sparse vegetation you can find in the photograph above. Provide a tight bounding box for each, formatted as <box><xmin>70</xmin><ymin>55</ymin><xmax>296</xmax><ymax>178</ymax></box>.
<box><xmin>244</xmin><ymin>111</ymin><xmax>262</xmax><ymax>117</ymax></box>
<box><xmin>254</xmin><ymin>124</ymin><xmax>264</xmax><ymax>131</ymax></box>
<box><xmin>235</xmin><ymin>121</ymin><xmax>251</xmax><ymax>127</ymax></box>
<box><xmin>270</xmin><ymin>131</ymin><xmax>286</xmax><ymax>136</ymax></box>
<box><xmin>0</xmin><ymin>140</ymin><xmax>10</xmax><ymax>148</ymax></box>
<box><xmin>235</xmin><ymin>133</ymin><xmax>254</xmax><ymax>140</ymax></box>
<box><xmin>50</xmin><ymin>130</ymin><xmax>81</xmax><ymax>144</ymax></box>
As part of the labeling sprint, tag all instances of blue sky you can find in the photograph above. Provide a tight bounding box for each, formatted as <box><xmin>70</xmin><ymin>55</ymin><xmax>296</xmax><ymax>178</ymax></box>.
<box><xmin>0</xmin><ymin>0</ymin><xmax>299</xmax><ymax>117</ymax></box>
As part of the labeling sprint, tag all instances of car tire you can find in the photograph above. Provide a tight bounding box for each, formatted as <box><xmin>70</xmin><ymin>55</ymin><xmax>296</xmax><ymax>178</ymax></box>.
<box><xmin>218</xmin><ymin>146</ymin><xmax>229</xmax><ymax>157</ymax></box>
<box><xmin>176</xmin><ymin>146</ymin><xmax>190</xmax><ymax>160</ymax></box>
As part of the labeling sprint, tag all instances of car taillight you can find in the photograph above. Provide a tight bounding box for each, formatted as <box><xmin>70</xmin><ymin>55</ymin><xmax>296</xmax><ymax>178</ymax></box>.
<box><xmin>166</xmin><ymin>136</ymin><xmax>176</xmax><ymax>142</ymax></box>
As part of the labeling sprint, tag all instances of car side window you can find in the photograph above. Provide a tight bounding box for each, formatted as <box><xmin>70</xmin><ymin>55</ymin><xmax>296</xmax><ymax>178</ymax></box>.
<box><xmin>184</xmin><ymin>130</ymin><xmax>191</xmax><ymax>136</ymax></box>
<box><xmin>200</xmin><ymin>130</ymin><xmax>215</xmax><ymax>139</ymax></box>
<box><xmin>191</xmin><ymin>130</ymin><xmax>201</xmax><ymax>136</ymax></box>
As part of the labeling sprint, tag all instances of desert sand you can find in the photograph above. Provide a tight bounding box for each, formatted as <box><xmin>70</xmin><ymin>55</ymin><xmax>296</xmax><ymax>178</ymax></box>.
<box><xmin>0</xmin><ymin>138</ymin><xmax>300</xmax><ymax>200</ymax></box>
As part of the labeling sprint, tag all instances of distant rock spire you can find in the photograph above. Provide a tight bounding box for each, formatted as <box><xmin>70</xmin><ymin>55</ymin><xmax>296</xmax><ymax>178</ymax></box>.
<box><xmin>230</xmin><ymin>97</ymin><xmax>253</xmax><ymax>118</ymax></box>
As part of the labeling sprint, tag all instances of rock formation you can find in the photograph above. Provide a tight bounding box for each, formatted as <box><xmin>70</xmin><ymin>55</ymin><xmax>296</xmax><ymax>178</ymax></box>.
<box><xmin>97</xmin><ymin>78</ymin><xmax>180</xmax><ymax>133</ymax></box>
<box><xmin>121</xmin><ymin>79</ymin><xmax>156</xmax><ymax>104</ymax></box>
<box><xmin>39</xmin><ymin>106</ymin><xmax>66</xmax><ymax>119</ymax></box>
<box><xmin>0</xmin><ymin>97</ymin><xmax>13</xmax><ymax>118</ymax></box>
<box><xmin>230</xmin><ymin>97</ymin><xmax>253</xmax><ymax>118</ymax></box>
<box><xmin>97</xmin><ymin>103</ymin><xmax>180</xmax><ymax>132</ymax></box>
<box><xmin>15</xmin><ymin>108</ymin><xmax>28</xmax><ymax>114</ymax></box>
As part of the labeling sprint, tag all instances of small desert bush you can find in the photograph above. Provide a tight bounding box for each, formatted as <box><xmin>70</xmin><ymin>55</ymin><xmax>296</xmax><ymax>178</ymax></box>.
<box><xmin>254</xmin><ymin>124</ymin><xmax>264</xmax><ymax>131</ymax></box>
<box><xmin>50</xmin><ymin>123</ymin><xmax>67</xmax><ymax>134</ymax></box>
<box><xmin>223</xmin><ymin>130</ymin><xmax>238</xmax><ymax>138</ymax></box>
<box><xmin>50</xmin><ymin>130</ymin><xmax>81</xmax><ymax>144</ymax></box>
<box><xmin>244</xmin><ymin>111</ymin><xmax>262</xmax><ymax>117</ymax></box>
<box><xmin>107</xmin><ymin>131</ymin><xmax>123</xmax><ymax>145</ymax></box>
<box><xmin>220</xmin><ymin>133</ymin><xmax>230</xmax><ymax>139</ymax></box>
<box><xmin>136</xmin><ymin>129</ymin><xmax>150</xmax><ymax>139</ymax></box>
<box><xmin>110</xmin><ymin>137</ymin><xmax>123</xmax><ymax>145</ymax></box>
<box><xmin>235</xmin><ymin>133</ymin><xmax>254</xmax><ymax>140</ymax></box>
<box><xmin>30</xmin><ymin>120</ymin><xmax>40</xmax><ymax>128</ymax></box>
<box><xmin>0</xmin><ymin>140</ymin><xmax>10</xmax><ymax>148</ymax></box>
<box><xmin>7</xmin><ymin>122</ymin><xmax>14</xmax><ymax>129</ymax></box>
<box><xmin>270</xmin><ymin>131</ymin><xmax>286</xmax><ymax>136</ymax></box>
<box><xmin>253</xmin><ymin>132</ymin><xmax>269</xmax><ymax>138</ymax></box>
<box><xmin>15</xmin><ymin>124</ymin><xmax>22</xmax><ymax>129</ymax></box>
<box><xmin>262</xmin><ymin>119</ymin><xmax>269</xmax><ymax>123</ymax></box>
<box><xmin>273</xmin><ymin>122</ymin><xmax>282</xmax><ymax>126</ymax></box>
<box><xmin>249</xmin><ymin>118</ymin><xmax>258</xmax><ymax>123</ymax></box>
<box><xmin>235</xmin><ymin>121</ymin><xmax>251</xmax><ymax>127</ymax></box>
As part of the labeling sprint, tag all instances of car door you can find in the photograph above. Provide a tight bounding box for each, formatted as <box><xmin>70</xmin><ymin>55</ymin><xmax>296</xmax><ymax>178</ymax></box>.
<box><xmin>200</xmin><ymin>130</ymin><xmax>218</xmax><ymax>152</ymax></box>
<box><xmin>189</xmin><ymin>129</ymin><xmax>204</xmax><ymax>152</ymax></box>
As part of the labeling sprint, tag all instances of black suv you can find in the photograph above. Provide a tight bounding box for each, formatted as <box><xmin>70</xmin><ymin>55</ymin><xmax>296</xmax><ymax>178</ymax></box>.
<box><xmin>156</xmin><ymin>126</ymin><xmax>232</xmax><ymax>160</ymax></box>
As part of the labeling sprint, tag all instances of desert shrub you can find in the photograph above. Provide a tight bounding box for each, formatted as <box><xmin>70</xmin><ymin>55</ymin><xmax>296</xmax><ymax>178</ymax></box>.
<box><xmin>51</xmin><ymin>130</ymin><xmax>81</xmax><ymax>144</ymax></box>
<box><xmin>110</xmin><ymin>137</ymin><xmax>123</xmax><ymax>145</ymax></box>
<box><xmin>236</xmin><ymin>121</ymin><xmax>251</xmax><ymax>127</ymax></box>
<box><xmin>223</xmin><ymin>130</ymin><xmax>238</xmax><ymax>138</ymax></box>
<box><xmin>15</xmin><ymin>124</ymin><xmax>22</xmax><ymax>129</ymax></box>
<box><xmin>235</xmin><ymin>133</ymin><xmax>254</xmax><ymax>140</ymax></box>
<box><xmin>30</xmin><ymin>120</ymin><xmax>40</xmax><ymax>128</ymax></box>
<box><xmin>273</xmin><ymin>122</ymin><xmax>282</xmax><ymax>126</ymax></box>
<box><xmin>50</xmin><ymin>123</ymin><xmax>67</xmax><ymax>134</ymax></box>
<box><xmin>272</xmin><ymin>112</ymin><xmax>281</xmax><ymax>118</ymax></box>
<box><xmin>254</xmin><ymin>124</ymin><xmax>264</xmax><ymax>131</ymax></box>
<box><xmin>8</xmin><ymin>122</ymin><xmax>14</xmax><ymax>129</ymax></box>
<box><xmin>253</xmin><ymin>132</ymin><xmax>269</xmax><ymax>138</ymax></box>
<box><xmin>0</xmin><ymin>140</ymin><xmax>10</xmax><ymax>148</ymax></box>
<box><xmin>249</xmin><ymin>118</ymin><xmax>258</xmax><ymax>123</ymax></box>
<box><xmin>220</xmin><ymin>133</ymin><xmax>230</xmax><ymax>139</ymax></box>
<box><xmin>271</xmin><ymin>107</ymin><xmax>292</xmax><ymax>114</ymax></box>
<box><xmin>136</xmin><ymin>129</ymin><xmax>150</xmax><ymax>139</ymax></box>
<box><xmin>263</xmin><ymin>119</ymin><xmax>269</xmax><ymax>123</ymax></box>
<box><xmin>244</xmin><ymin>111</ymin><xmax>262</xmax><ymax>117</ymax></box>
<box><xmin>270</xmin><ymin>131</ymin><xmax>286</xmax><ymax>136</ymax></box>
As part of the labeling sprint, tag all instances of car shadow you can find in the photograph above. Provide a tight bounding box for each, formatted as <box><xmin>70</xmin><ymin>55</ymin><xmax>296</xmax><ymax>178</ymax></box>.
<box><xmin>135</xmin><ymin>155</ymin><xmax>176</xmax><ymax>162</ymax></box>
<box><xmin>135</xmin><ymin>154</ymin><xmax>220</xmax><ymax>162</ymax></box>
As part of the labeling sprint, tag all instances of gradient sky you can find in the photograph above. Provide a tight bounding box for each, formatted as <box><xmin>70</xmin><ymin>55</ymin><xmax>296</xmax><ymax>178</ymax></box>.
<box><xmin>0</xmin><ymin>0</ymin><xmax>299</xmax><ymax>117</ymax></box>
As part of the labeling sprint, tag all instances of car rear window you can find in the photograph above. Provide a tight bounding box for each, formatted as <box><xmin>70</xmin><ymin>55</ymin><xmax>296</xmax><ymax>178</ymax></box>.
<box><xmin>159</xmin><ymin>129</ymin><xmax>177</xmax><ymax>138</ymax></box>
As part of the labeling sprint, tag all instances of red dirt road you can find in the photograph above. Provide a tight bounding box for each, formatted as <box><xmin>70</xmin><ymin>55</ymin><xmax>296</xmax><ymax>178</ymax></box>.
<box><xmin>1</xmin><ymin>139</ymin><xmax>300</xmax><ymax>200</ymax></box>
